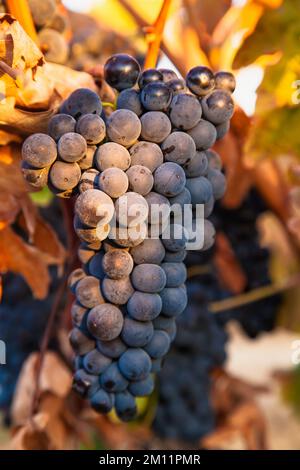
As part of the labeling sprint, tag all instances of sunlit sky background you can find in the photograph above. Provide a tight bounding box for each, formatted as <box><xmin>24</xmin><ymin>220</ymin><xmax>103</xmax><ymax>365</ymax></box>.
<box><xmin>62</xmin><ymin>0</ymin><xmax>262</xmax><ymax>116</ymax></box>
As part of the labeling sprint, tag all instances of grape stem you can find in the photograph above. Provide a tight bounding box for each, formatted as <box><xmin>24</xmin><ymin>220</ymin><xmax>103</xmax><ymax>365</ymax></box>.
<box><xmin>6</xmin><ymin>0</ymin><xmax>38</xmax><ymax>43</ymax></box>
<box><xmin>209</xmin><ymin>272</ymin><xmax>300</xmax><ymax>313</ymax></box>
<box><xmin>143</xmin><ymin>0</ymin><xmax>172</xmax><ymax>69</ymax></box>
<box><xmin>30</xmin><ymin>199</ymin><xmax>77</xmax><ymax>417</ymax></box>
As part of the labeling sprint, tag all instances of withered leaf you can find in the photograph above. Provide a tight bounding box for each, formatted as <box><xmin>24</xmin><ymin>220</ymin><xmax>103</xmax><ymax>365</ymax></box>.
<box><xmin>0</xmin><ymin>226</ymin><xmax>50</xmax><ymax>299</ymax></box>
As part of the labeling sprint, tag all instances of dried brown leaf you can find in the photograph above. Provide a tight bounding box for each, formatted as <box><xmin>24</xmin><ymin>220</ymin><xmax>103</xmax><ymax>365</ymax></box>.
<box><xmin>0</xmin><ymin>226</ymin><xmax>50</xmax><ymax>299</ymax></box>
<box><xmin>12</xmin><ymin>352</ymin><xmax>72</xmax><ymax>426</ymax></box>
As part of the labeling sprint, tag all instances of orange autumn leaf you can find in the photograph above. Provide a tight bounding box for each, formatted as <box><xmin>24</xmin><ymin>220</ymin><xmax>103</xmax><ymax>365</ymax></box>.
<box><xmin>0</xmin><ymin>226</ymin><xmax>50</xmax><ymax>299</ymax></box>
<box><xmin>214</xmin><ymin>232</ymin><xmax>247</xmax><ymax>294</ymax></box>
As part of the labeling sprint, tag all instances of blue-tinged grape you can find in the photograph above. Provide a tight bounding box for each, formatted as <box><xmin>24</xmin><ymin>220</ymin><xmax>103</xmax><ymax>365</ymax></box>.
<box><xmin>154</xmin><ymin>162</ymin><xmax>186</xmax><ymax>197</ymax></box>
<box><xmin>102</xmin><ymin>276</ymin><xmax>134</xmax><ymax>305</ymax></box>
<box><xmin>87</xmin><ymin>303</ymin><xmax>124</xmax><ymax>341</ymax></box>
<box><xmin>161</xmin><ymin>132</ymin><xmax>196</xmax><ymax>165</ymax></box>
<box><xmin>140</xmin><ymin>111</ymin><xmax>171</xmax><ymax>143</ymax></box>
<box><xmin>161</xmin><ymin>224</ymin><xmax>188</xmax><ymax>252</ymax></box>
<box><xmin>203</xmin><ymin>219</ymin><xmax>216</xmax><ymax>250</ymax></box>
<box><xmin>205</xmin><ymin>149</ymin><xmax>222</xmax><ymax>170</ymax></box>
<box><xmin>153</xmin><ymin>314</ymin><xmax>176</xmax><ymax>331</ymax></box>
<box><xmin>129</xmin><ymin>141</ymin><xmax>163</xmax><ymax>172</ymax></box>
<box><xmin>169</xmin><ymin>187</ymin><xmax>191</xmax><ymax>207</ymax></box>
<box><xmin>64</xmin><ymin>88</ymin><xmax>102</xmax><ymax>119</ymax></box>
<box><xmin>118</xmin><ymin>348</ymin><xmax>151</xmax><ymax>381</ymax></box>
<box><xmin>187</xmin><ymin>119</ymin><xmax>217</xmax><ymax>150</ymax></box>
<box><xmin>164</xmin><ymin>319</ymin><xmax>177</xmax><ymax>341</ymax></box>
<box><xmin>140</xmin><ymin>82</ymin><xmax>172</xmax><ymax>112</ymax></box>
<box><xmin>161</xmin><ymin>262</ymin><xmax>187</xmax><ymax>287</ymax></box>
<box><xmin>78</xmin><ymin>146</ymin><xmax>96</xmax><ymax>170</ymax></box>
<box><xmin>99</xmin><ymin>167</ymin><xmax>128</xmax><ymax>198</ymax></box>
<box><xmin>151</xmin><ymin>358</ymin><xmax>162</xmax><ymax>372</ymax></box>
<box><xmin>28</xmin><ymin>0</ymin><xmax>56</xmax><ymax>27</ymax></box>
<box><xmin>104</xmin><ymin>54</ymin><xmax>140</xmax><ymax>91</ymax></box>
<box><xmin>106</xmin><ymin>109</ymin><xmax>141</xmax><ymax>147</ymax></box>
<box><xmin>100</xmin><ymin>362</ymin><xmax>128</xmax><ymax>392</ymax></box>
<box><xmin>215</xmin><ymin>71</ymin><xmax>236</xmax><ymax>93</ymax></box>
<box><xmin>75</xmin><ymin>188</ymin><xmax>114</xmax><ymax>227</ymax></box>
<box><xmin>128</xmin><ymin>375</ymin><xmax>154</xmax><ymax>397</ymax></box>
<box><xmin>115</xmin><ymin>391</ymin><xmax>137</xmax><ymax>421</ymax></box>
<box><xmin>130</xmin><ymin>238</ymin><xmax>165</xmax><ymax>265</ymax></box>
<box><xmin>90</xmin><ymin>389</ymin><xmax>114</xmax><ymax>413</ymax></box>
<box><xmin>38</xmin><ymin>28</ymin><xmax>68</xmax><ymax>64</ymax></box>
<box><xmin>144</xmin><ymin>330</ymin><xmax>170</xmax><ymax>359</ymax></box>
<box><xmin>163</xmin><ymin>248</ymin><xmax>186</xmax><ymax>262</ymax></box>
<box><xmin>79</xmin><ymin>168</ymin><xmax>100</xmax><ymax>193</ymax></box>
<box><xmin>57</xmin><ymin>132</ymin><xmax>87</xmax><ymax>163</ymax></box>
<box><xmin>97</xmin><ymin>337</ymin><xmax>127</xmax><ymax>359</ymax></box>
<box><xmin>169</xmin><ymin>93</ymin><xmax>202</xmax><ymax>130</ymax></box>
<box><xmin>127</xmin><ymin>291</ymin><xmax>162</xmax><ymax>321</ymax></box>
<box><xmin>114</xmin><ymin>192</ymin><xmax>148</xmax><ymax>227</ymax></box>
<box><xmin>113</xmin><ymin>223</ymin><xmax>147</xmax><ymax>248</ymax></box>
<box><xmin>21</xmin><ymin>162</ymin><xmax>49</xmax><ymax>189</ymax></box>
<box><xmin>216</xmin><ymin>120</ymin><xmax>230</xmax><ymax>140</ymax></box>
<box><xmin>160</xmin><ymin>285</ymin><xmax>188</xmax><ymax>317</ymax></box>
<box><xmin>71</xmin><ymin>301</ymin><xmax>88</xmax><ymax>327</ymax></box>
<box><xmin>121</xmin><ymin>317</ymin><xmax>154</xmax><ymax>347</ymax></box>
<box><xmin>102</xmin><ymin>250</ymin><xmax>133</xmax><ymax>279</ymax></box>
<box><xmin>126</xmin><ymin>165</ymin><xmax>153</xmax><ymax>195</ymax></box>
<box><xmin>75</xmin><ymin>276</ymin><xmax>104</xmax><ymax>308</ymax></box>
<box><xmin>145</xmin><ymin>192</ymin><xmax>170</xmax><ymax>225</ymax></box>
<box><xmin>206</xmin><ymin>168</ymin><xmax>227</xmax><ymax>200</ymax></box>
<box><xmin>117</xmin><ymin>88</ymin><xmax>143</xmax><ymax>116</ymax></box>
<box><xmin>22</xmin><ymin>133</ymin><xmax>57</xmax><ymax>168</ymax></box>
<box><xmin>95</xmin><ymin>142</ymin><xmax>131</xmax><ymax>171</ymax></box>
<box><xmin>138</xmin><ymin>68</ymin><xmax>163</xmax><ymax>89</ymax></box>
<box><xmin>88</xmin><ymin>252</ymin><xmax>105</xmax><ymax>279</ymax></box>
<box><xmin>167</xmin><ymin>78</ymin><xmax>186</xmax><ymax>94</ymax></box>
<box><xmin>186</xmin><ymin>66</ymin><xmax>215</xmax><ymax>96</ymax></box>
<box><xmin>83</xmin><ymin>349</ymin><xmax>112</xmax><ymax>375</ymax></box>
<box><xmin>201</xmin><ymin>89</ymin><xmax>234</xmax><ymax>124</ymax></box>
<box><xmin>74</xmin><ymin>216</ymin><xmax>101</xmax><ymax>244</ymax></box>
<box><xmin>183</xmin><ymin>150</ymin><xmax>208</xmax><ymax>178</ymax></box>
<box><xmin>49</xmin><ymin>161</ymin><xmax>81</xmax><ymax>191</ymax></box>
<box><xmin>131</xmin><ymin>264</ymin><xmax>166</xmax><ymax>293</ymax></box>
<box><xmin>186</xmin><ymin>176</ymin><xmax>213</xmax><ymax>204</ymax></box>
<box><xmin>72</xmin><ymin>369</ymin><xmax>99</xmax><ymax>398</ymax></box>
<box><xmin>68</xmin><ymin>268</ymin><xmax>86</xmax><ymax>294</ymax></box>
<box><xmin>76</xmin><ymin>114</ymin><xmax>106</xmax><ymax>145</ymax></box>
<box><xmin>48</xmin><ymin>114</ymin><xmax>76</xmax><ymax>141</ymax></box>
<box><xmin>204</xmin><ymin>195</ymin><xmax>215</xmax><ymax>218</ymax></box>
<box><xmin>69</xmin><ymin>328</ymin><xmax>95</xmax><ymax>355</ymax></box>
<box><xmin>77</xmin><ymin>243</ymin><xmax>98</xmax><ymax>265</ymax></box>
<box><xmin>158</xmin><ymin>69</ymin><xmax>178</xmax><ymax>82</ymax></box>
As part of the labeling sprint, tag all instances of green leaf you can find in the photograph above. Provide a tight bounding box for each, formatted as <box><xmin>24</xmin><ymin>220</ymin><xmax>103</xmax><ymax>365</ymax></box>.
<box><xmin>234</xmin><ymin>0</ymin><xmax>300</xmax><ymax>69</ymax></box>
<box><xmin>30</xmin><ymin>186</ymin><xmax>53</xmax><ymax>207</ymax></box>
<box><xmin>245</xmin><ymin>106</ymin><xmax>300</xmax><ymax>159</ymax></box>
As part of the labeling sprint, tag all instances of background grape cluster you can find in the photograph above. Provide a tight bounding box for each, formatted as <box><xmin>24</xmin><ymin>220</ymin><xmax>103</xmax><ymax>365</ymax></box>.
<box><xmin>20</xmin><ymin>53</ymin><xmax>235</xmax><ymax>421</ymax></box>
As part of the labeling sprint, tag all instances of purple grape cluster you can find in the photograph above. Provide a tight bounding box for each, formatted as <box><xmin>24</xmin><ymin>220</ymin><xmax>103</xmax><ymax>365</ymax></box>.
<box><xmin>21</xmin><ymin>53</ymin><xmax>234</xmax><ymax>421</ymax></box>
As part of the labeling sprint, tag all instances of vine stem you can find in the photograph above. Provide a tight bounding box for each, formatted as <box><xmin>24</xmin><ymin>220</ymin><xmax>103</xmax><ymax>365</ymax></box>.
<box><xmin>143</xmin><ymin>0</ymin><xmax>172</xmax><ymax>69</ymax></box>
<box><xmin>6</xmin><ymin>0</ymin><xmax>38</xmax><ymax>43</ymax></box>
<box><xmin>209</xmin><ymin>272</ymin><xmax>300</xmax><ymax>313</ymax></box>
<box><xmin>118</xmin><ymin>0</ymin><xmax>185</xmax><ymax>74</ymax></box>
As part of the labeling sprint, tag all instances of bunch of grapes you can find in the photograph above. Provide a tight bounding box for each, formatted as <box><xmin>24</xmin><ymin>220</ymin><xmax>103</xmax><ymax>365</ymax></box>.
<box><xmin>153</xmin><ymin>275</ymin><xmax>227</xmax><ymax>442</ymax></box>
<box><xmin>21</xmin><ymin>53</ymin><xmax>235</xmax><ymax>421</ymax></box>
<box><xmin>212</xmin><ymin>190</ymin><xmax>281</xmax><ymax>337</ymax></box>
